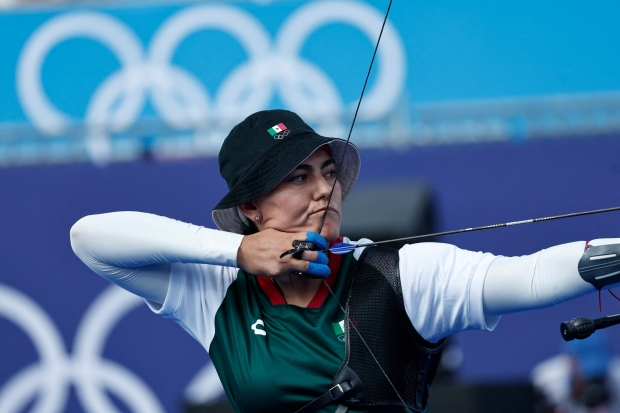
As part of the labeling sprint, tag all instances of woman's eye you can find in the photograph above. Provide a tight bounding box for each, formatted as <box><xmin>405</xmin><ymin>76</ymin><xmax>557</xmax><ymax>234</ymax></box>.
<box><xmin>291</xmin><ymin>174</ymin><xmax>306</xmax><ymax>182</ymax></box>
<box><xmin>325</xmin><ymin>169</ymin><xmax>337</xmax><ymax>178</ymax></box>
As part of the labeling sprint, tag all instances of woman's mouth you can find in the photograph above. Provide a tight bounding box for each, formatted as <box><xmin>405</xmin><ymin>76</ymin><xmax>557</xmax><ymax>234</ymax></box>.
<box><xmin>313</xmin><ymin>206</ymin><xmax>339</xmax><ymax>215</ymax></box>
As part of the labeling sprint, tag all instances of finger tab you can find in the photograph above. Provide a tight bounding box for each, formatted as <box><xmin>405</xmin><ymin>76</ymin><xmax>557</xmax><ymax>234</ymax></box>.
<box><xmin>306</xmin><ymin>231</ymin><xmax>328</xmax><ymax>250</ymax></box>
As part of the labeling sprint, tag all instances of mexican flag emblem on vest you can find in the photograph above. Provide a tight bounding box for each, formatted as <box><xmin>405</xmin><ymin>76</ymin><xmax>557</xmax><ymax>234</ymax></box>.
<box><xmin>332</xmin><ymin>320</ymin><xmax>345</xmax><ymax>341</ymax></box>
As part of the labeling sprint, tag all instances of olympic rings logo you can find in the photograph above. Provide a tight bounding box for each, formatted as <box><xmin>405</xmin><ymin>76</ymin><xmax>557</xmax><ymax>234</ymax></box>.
<box><xmin>0</xmin><ymin>283</ymin><xmax>222</xmax><ymax>413</ymax></box>
<box><xmin>16</xmin><ymin>1</ymin><xmax>406</xmax><ymax>164</ymax></box>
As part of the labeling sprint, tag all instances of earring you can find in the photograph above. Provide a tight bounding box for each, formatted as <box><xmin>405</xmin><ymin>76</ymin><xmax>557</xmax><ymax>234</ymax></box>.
<box><xmin>255</xmin><ymin>215</ymin><xmax>260</xmax><ymax>221</ymax></box>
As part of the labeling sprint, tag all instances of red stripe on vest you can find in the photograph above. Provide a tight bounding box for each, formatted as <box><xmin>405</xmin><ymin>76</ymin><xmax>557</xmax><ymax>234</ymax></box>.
<box><xmin>257</xmin><ymin>237</ymin><xmax>343</xmax><ymax>307</ymax></box>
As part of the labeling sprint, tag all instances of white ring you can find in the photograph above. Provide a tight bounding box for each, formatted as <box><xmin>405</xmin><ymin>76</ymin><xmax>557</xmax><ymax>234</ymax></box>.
<box><xmin>276</xmin><ymin>0</ymin><xmax>406</xmax><ymax>121</ymax></box>
<box><xmin>0</xmin><ymin>284</ymin><xmax>69</xmax><ymax>413</ymax></box>
<box><xmin>15</xmin><ymin>2</ymin><xmax>406</xmax><ymax>163</ymax></box>
<box><xmin>149</xmin><ymin>5</ymin><xmax>271</xmax><ymax>123</ymax></box>
<box><xmin>17</xmin><ymin>12</ymin><xmax>144</xmax><ymax>136</ymax></box>
<box><xmin>0</xmin><ymin>284</ymin><xmax>166</xmax><ymax>413</ymax></box>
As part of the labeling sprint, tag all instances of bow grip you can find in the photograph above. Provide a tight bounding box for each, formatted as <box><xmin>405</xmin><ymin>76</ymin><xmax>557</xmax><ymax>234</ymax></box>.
<box><xmin>578</xmin><ymin>242</ymin><xmax>620</xmax><ymax>287</ymax></box>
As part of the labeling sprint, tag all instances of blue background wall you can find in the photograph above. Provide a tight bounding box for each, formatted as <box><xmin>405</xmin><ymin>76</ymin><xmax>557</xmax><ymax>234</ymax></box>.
<box><xmin>2</xmin><ymin>0</ymin><xmax>620</xmax><ymax>411</ymax></box>
<box><xmin>2</xmin><ymin>0</ymin><xmax>620</xmax><ymax>123</ymax></box>
<box><xmin>3</xmin><ymin>135</ymin><xmax>620</xmax><ymax>412</ymax></box>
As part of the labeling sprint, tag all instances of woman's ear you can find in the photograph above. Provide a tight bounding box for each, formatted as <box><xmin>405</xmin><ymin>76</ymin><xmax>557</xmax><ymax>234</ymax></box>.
<box><xmin>237</xmin><ymin>202</ymin><xmax>260</xmax><ymax>221</ymax></box>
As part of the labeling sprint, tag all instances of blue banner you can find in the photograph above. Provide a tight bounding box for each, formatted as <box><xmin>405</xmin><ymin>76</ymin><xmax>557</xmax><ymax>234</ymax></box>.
<box><xmin>1</xmin><ymin>0</ymin><xmax>620</xmax><ymax>166</ymax></box>
<box><xmin>2</xmin><ymin>2</ymin><xmax>620</xmax><ymax>410</ymax></box>
<box><xmin>4</xmin><ymin>139</ymin><xmax>620</xmax><ymax>413</ymax></box>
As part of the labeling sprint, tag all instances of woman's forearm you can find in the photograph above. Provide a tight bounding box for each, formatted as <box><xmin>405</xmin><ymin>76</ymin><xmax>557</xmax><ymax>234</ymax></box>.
<box><xmin>70</xmin><ymin>211</ymin><xmax>243</xmax><ymax>303</ymax></box>
<box><xmin>482</xmin><ymin>240</ymin><xmax>619</xmax><ymax>316</ymax></box>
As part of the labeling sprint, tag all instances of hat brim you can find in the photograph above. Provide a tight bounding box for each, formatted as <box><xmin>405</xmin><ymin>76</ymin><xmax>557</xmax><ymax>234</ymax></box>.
<box><xmin>212</xmin><ymin>136</ymin><xmax>360</xmax><ymax>234</ymax></box>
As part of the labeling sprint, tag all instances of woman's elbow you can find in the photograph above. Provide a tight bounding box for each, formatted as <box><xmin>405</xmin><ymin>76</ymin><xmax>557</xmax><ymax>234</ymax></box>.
<box><xmin>70</xmin><ymin>214</ymin><xmax>100</xmax><ymax>255</ymax></box>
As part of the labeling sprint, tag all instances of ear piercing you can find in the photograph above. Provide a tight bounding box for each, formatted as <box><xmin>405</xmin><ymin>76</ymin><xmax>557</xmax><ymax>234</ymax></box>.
<box><xmin>255</xmin><ymin>215</ymin><xmax>260</xmax><ymax>221</ymax></box>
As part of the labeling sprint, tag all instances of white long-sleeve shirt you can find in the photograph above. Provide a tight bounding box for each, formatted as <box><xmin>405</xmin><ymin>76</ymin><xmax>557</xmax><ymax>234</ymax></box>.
<box><xmin>70</xmin><ymin>211</ymin><xmax>601</xmax><ymax>345</ymax></box>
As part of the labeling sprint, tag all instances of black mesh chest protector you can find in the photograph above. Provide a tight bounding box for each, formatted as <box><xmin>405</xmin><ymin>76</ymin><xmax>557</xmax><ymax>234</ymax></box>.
<box><xmin>333</xmin><ymin>246</ymin><xmax>446</xmax><ymax>412</ymax></box>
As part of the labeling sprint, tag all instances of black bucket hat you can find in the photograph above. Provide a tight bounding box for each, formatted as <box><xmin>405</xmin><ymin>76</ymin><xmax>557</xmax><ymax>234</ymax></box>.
<box><xmin>212</xmin><ymin>109</ymin><xmax>361</xmax><ymax>234</ymax></box>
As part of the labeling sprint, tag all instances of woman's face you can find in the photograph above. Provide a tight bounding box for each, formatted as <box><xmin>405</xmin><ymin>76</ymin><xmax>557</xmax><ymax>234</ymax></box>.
<box><xmin>242</xmin><ymin>149</ymin><xmax>342</xmax><ymax>242</ymax></box>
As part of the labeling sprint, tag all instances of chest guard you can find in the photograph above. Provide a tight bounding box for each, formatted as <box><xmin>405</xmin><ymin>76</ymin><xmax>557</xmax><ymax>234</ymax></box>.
<box><xmin>332</xmin><ymin>246</ymin><xmax>446</xmax><ymax>412</ymax></box>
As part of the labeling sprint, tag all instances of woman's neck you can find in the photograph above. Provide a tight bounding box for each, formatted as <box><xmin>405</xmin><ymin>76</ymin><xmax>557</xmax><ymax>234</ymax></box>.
<box><xmin>272</xmin><ymin>274</ymin><xmax>323</xmax><ymax>307</ymax></box>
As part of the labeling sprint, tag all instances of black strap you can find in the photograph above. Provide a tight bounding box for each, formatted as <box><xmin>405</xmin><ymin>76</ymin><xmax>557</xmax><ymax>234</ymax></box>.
<box><xmin>295</xmin><ymin>382</ymin><xmax>353</xmax><ymax>413</ymax></box>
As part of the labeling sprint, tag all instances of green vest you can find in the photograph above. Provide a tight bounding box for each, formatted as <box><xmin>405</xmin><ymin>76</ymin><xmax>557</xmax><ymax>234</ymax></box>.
<box><xmin>209</xmin><ymin>249</ymin><xmax>409</xmax><ymax>413</ymax></box>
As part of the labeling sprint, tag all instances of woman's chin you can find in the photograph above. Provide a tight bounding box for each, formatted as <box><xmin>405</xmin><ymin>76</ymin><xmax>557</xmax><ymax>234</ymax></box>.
<box><xmin>319</xmin><ymin>224</ymin><xmax>340</xmax><ymax>243</ymax></box>
<box><xmin>279</xmin><ymin>219</ymin><xmax>339</xmax><ymax>242</ymax></box>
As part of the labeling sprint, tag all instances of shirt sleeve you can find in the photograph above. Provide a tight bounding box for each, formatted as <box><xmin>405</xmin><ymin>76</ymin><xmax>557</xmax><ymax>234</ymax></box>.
<box><xmin>146</xmin><ymin>262</ymin><xmax>238</xmax><ymax>352</ymax></box>
<box><xmin>483</xmin><ymin>241</ymin><xmax>597</xmax><ymax>316</ymax></box>
<box><xmin>398</xmin><ymin>242</ymin><xmax>500</xmax><ymax>343</ymax></box>
<box><xmin>71</xmin><ymin>211</ymin><xmax>244</xmax><ymax>304</ymax></box>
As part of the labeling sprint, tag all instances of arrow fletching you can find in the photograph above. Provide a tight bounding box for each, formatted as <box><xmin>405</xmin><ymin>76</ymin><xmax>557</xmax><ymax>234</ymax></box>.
<box><xmin>326</xmin><ymin>242</ymin><xmax>357</xmax><ymax>255</ymax></box>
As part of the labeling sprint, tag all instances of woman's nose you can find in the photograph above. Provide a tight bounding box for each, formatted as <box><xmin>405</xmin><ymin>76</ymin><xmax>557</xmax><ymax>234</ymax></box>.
<box><xmin>315</xmin><ymin>174</ymin><xmax>334</xmax><ymax>199</ymax></box>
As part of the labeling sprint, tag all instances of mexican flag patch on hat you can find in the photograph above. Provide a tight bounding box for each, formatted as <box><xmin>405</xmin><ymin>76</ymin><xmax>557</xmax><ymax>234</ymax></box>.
<box><xmin>267</xmin><ymin>123</ymin><xmax>287</xmax><ymax>136</ymax></box>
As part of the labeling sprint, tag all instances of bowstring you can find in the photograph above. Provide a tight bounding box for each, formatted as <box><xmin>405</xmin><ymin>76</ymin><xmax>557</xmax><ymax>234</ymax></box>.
<box><xmin>316</xmin><ymin>1</ymin><xmax>414</xmax><ymax>411</ymax></box>
<box><xmin>324</xmin><ymin>280</ymin><xmax>414</xmax><ymax>412</ymax></box>
<box><xmin>317</xmin><ymin>0</ymin><xmax>394</xmax><ymax>235</ymax></box>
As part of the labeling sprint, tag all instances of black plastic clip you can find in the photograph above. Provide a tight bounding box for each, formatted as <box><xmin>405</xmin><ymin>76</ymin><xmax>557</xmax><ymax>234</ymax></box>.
<box><xmin>280</xmin><ymin>240</ymin><xmax>321</xmax><ymax>279</ymax></box>
<box><xmin>280</xmin><ymin>240</ymin><xmax>319</xmax><ymax>259</ymax></box>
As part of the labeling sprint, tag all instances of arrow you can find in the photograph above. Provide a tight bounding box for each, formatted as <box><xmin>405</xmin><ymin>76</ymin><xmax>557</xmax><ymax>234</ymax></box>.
<box><xmin>323</xmin><ymin>206</ymin><xmax>620</xmax><ymax>254</ymax></box>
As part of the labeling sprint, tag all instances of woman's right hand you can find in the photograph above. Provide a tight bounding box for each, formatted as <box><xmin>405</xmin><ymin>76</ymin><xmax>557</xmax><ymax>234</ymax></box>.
<box><xmin>236</xmin><ymin>228</ymin><xmax>325</xmax><ymax>278</ymax></box>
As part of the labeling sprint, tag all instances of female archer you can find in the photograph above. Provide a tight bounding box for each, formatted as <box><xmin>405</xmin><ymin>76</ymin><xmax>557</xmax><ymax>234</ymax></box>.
<box><xmin>70</xmin><ymin>109</ymin><xmax>620</xmax><ymax>413</ymax></box>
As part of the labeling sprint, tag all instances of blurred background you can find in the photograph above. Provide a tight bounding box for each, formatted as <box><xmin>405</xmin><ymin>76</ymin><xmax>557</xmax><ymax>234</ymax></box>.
<box><xmin>2</xmin><ymin>0</ymin><xmax>620</xmax><ymax>412</ymax></box>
